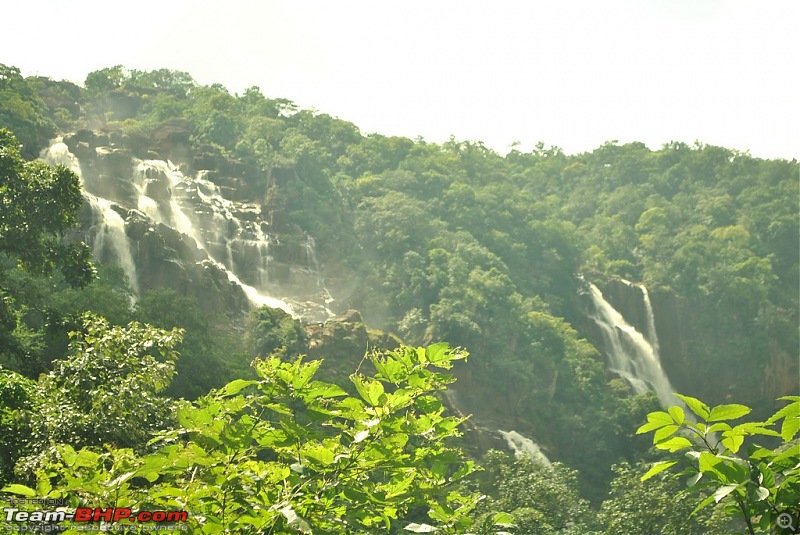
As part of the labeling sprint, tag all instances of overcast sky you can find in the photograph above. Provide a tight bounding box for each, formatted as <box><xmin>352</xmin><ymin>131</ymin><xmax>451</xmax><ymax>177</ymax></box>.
<box><xmin>3</xmin><ymin>1</ymin><xmax>798</xmax><ymax>159</ymax></box>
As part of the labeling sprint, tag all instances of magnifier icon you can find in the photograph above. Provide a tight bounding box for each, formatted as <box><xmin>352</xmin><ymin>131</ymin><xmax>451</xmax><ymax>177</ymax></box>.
<box><xmin>778</xmin><ymin>512</ymin><xmax>796</xmax><ymax>532</ymax></box>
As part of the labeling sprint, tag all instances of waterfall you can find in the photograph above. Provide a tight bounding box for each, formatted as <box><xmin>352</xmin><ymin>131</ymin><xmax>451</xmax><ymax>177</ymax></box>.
<box><xmin>40</xmin><ymin>141</ymin><xmax>140</xmax><ymax>295</ymax></box>
<box><xmin>586</xmin><ymin>282</ymin><xmax>677</xmax><ymax>407</ymax></box>
<box><xmin>86</xmin><ymin>196</ymin><xmax>140</xmax><ymax>296</ymax></box>
<box><xmin>498</xmin><ymin>430</ymin><xmax>551</xmax><ymax>466</ymax></box>
<box><xmin>640</xmin><ymin>286</ymin><xmax>660</xmax><ymax>354</ymax></box>
<box><xmin>130</xmin><ymin>158</ymin><xmax>297</xmax><ymax>316</ymax></box>
<box><xmin>38</xmin><ymin>138</ymin><xmax>337</xmax><ymax>319</ymax></box>
<box><xmin>39</xmin><ymin>140</ymin><xmax>81</xmax><ymax>175</ymax></box>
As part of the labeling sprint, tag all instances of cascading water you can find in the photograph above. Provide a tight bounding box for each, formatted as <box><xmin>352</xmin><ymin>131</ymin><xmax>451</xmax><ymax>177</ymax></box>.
<box><xmin>498</xmin><ymin>430</ymin><xmax>551</xmax><ymax>466</ymax></box>
<box><xmin>130</xmin><ymin>158</ymin><xmax>296</xmax><ymax>316</ymax></box>
<box><xmin>40</xmin><ymin>141</ymin><xmax>140</xmax><ymax>296</ymax></box>
<box><xmin>39</xmin><ymin>137</ymin><xmax>334</xmax><ymax>319</ymax></box>
<box><xmin>586</xmin><ymin>282</ymin><xmax>677</xmax><ymax>408</ymax></box>
<box><xmin>86</xmin><ymin>196</ymin><xmax>140</xmax><ymax>296</ymax></box>
<box><xmin>640</xmin><ymin>285</ymin><xmax>660</xmax><ymax>355</ymax></box>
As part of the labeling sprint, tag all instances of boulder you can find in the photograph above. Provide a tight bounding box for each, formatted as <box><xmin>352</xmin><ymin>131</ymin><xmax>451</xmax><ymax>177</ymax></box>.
<box><xmin>72</xmin><ymin>141</ymin><xmax>95</xmax><ymax>160</ymax></box>
<box><xmin>144</xmin><ymin>176</ymin><xmax>171</xmax><ymax>202</ymax></box>
<box><xmin>95</xmin><ymin>146</ymin><xmax>133</xmax><ymax>177</ymax></box>
<box><xmin>151</xmin><ymin>120</ymin><xmax>191</xmax><ymax>162</ymax></box>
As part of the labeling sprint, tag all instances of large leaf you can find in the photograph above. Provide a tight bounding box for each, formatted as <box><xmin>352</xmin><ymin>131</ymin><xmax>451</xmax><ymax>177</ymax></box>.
<box><xmin>676</xmin><ymin>394</ymin><xmax>711</xmax><ymax>420</ymax></box>
<box><xmin>668</xmin><ymin>405</ymin><xmax>685</xmax><ymax>425</ymax></box>
<box><xmin>713</xmin><ymin>483</ymin><xmax>739</xmax><ymax>502</ymax></box>
<box><xmin>707</xmin><ymin>403</ymin><xmax>751</xmax><ymax>422</ymax></box>
<box><xmin>425</xmin><ymin>343</ymin><xmax>452</xmax><ymax>368</ymax></box>
<box><xmin>637</xmin><ymin>411</ymin><xmax>673</xmax><ymax>434</ymax></box>
<box><xmin>767</xmin><ymin>398</ymin><xmax>800</xmax><ymax>424</ymax></box>
<box><xmin>492</xmin><ymin>511</ymin><xmax>516</xmax><ymax>527</ymax></box>
<box><xmin>641</xmin><ymin>460</ymin><xmax>678</xmax><ymax>481</ymax></box>
<box><xmin>353</xmin><ymin>375</ymin><xmax>386</xmax><ymax>406</ymax></box>
<box><xmin>653</xmin><ymin>424</ymin><xmax>680</xmax><ymax>443</ymax></box>
<box><xmin>720</xmin><ymin>433</ymin><xmax>745</xmax><ymax>454</ymax></box>
<box><xmin>690</xmin><ymin>494</ymin><xmax>717</xmax><ymax>517</ymax></box>
<box><xmin>1</xmin><ymin>483</ymin><xmax>36</xmax><ymax>497</ymax></box>
<box><xmin>219</xmin><ymin>379</ymin><xmax>257</xmax><ymax>396</ymax></box>
<box><xmin>654</xmin><ymin>436</ymin><xmax>692</xmax><ymax>452</ymax></box>
<box><xmin>781</xmin><ymin>415</ymin><xmax>800</xmax><ymax>442</ymax></box>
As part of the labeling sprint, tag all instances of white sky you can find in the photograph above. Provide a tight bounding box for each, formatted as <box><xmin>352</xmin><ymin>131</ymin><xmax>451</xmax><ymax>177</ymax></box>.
<box><xmin>3</xmin><ymin>1</ymin><xmax>798</xmax><ymax>159</ymax></box>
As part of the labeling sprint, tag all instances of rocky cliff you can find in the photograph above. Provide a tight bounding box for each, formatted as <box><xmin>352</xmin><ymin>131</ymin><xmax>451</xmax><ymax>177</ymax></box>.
<box><xmin>596</xmin><ymin>277</ymin><xmax>797</xmax><ymax>415</ymax></box>
<box><xmin>45</xmin><ymin>129</ymin><xmax>336</xmax><ymax>322</ymax></box>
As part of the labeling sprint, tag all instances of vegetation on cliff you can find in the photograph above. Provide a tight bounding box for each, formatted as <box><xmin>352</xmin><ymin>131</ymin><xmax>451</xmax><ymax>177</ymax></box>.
<box><xmin>0</xmin><ymin>63</ymin><xmax>797</xmax><ymax>532</ymax></box>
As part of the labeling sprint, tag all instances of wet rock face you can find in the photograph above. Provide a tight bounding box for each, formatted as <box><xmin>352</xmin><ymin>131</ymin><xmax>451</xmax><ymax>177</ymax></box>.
<box><xmin>56</xmin><ymin>130</ymin><xmax>336</xmax><ymax>321</ymax></box>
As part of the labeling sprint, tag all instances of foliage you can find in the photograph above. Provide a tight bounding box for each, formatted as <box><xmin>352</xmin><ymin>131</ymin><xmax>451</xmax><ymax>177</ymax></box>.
<box><xmin>598</xmin><ymin>462</ymin><xmax>729</xmax><ymax>534</ymax></box>
<box><xmin>0</xmin><ymin>368</ymin><xmax>35</xmax><ymax>486</ymax></box>
<box><xmin>15</xmin><ymin>313</ymin><xmax>182</xmax><ymax>479</ymax></box>
<box><xmin>472</xmin><ymin>451</ymin><xmax>598</xmax><ymax>534</ymax></box>
<box><xmin>0</xmin><ymin>344</ymin><xmax>515</xmax><ymax>534</ymax></box>
<box><xmin>637</xmin><ymin>394</ymin><xmax>800</xmax><ymax>534</ymax></box>
<box><xmin>0</xmin><ymin>128</ymin><xmax>93</xmax><ymax>287</ymax></box>
<box><xmin>0</xmin><ymin>61</ymin><xmax>796</xmax><ymax>521</ymax></box>
<box><xmin>245</xmin><ymin>304</ymin><xmax>306</xmax><ymax>358</ymax></box>
<box><xmin>0</xmin><ymin>65</ymin><xmax>57</xmax><ymax>158</ymax></box>
<box><xmin>0</xmin><ymin>127</ymin><xmax>95</xmax><ymax>375</ymax></box>
<box><xmin>135</xmin><ymin>289</ymin><xmax>249</xmax><ymax>400</ymax></box>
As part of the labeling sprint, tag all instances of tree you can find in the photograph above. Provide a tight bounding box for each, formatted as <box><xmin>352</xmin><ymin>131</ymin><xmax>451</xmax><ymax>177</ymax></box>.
<box><xmin>598</xmin><ymin>462</ymin><xmax>728</xmax><ymax>534</ymax></box>
<box><xmin>0</xmin><ymin>128</ymin><xmax>93</xmax><ymax>287</ymax></box>
<box><xmin>471</xmin><ymin>451</ymin><xmax>597</xmax><ymax>535</ymax></box>
<box><xmin>245</xmin><ymin>304</ymin><xmax>306</xmax><ymax>358</ymax></box>
<box><xmin>0</xmin><ymin>65</ymin><xmax>57</xmax><ymax>158</ymax></box>
<box><xmin>0</xmin><ymin>128</ymin><xmax>94</xmax><ymax>374</ymax></box>
<box><xmin>637</xmin><ymin>394</ymin><xmax>800</xmax><ymax>534</ymax></box>
<box><xmin>14</xmin><ymin>313</ymin><xmax>182</xmax><ymax>479</ymax></box>
<box><xmin>1</xmin><ymin>344</ymin><xmax>507</xmax><ymax>534</ymax></box>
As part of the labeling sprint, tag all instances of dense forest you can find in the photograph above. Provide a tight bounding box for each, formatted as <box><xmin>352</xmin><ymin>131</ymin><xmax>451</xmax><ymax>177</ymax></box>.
<box><xmin>0</xmin><ymin>63</ymin><xmax>797</xmax><ymax>534</ymax></box>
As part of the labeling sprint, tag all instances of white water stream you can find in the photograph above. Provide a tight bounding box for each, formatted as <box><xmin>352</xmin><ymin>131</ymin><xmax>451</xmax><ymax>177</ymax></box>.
<box><xmin>39</xmin><ymin>139</ymin><xmax>336</xmax><ymax>318</ymax></box>
<box><xmin>587</xmin><ymin>282</ymin><xmax>677</xmax><ymax>407</ymax></box>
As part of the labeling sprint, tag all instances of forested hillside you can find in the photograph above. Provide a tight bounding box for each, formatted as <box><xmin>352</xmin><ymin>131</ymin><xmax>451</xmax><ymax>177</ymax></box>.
<box><xmin>0</xmin><ymin>63</ymin><xmax>797</xmax><ymax>533</ymax></box>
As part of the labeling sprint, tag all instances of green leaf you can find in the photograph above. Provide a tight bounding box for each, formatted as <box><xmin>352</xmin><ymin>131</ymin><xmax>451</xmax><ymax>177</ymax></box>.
<box><xmin>1</xmin><ymin>484</ymin><xmax>36</xmax><ymax>497</ymax></box>
<box><xmin>638</xmin><ymin>411</ymin><xmax>674</xmax><ymax>434</ymax></box>
<box><xmin>669</xmin><ymin>405</ymin><xmax>685</xmax><ymax>425</ymax></box>
<box><xmin>708</xmin><ymin>404</ymin><xmax>751</xmax><ymax>422</ymax></box>
<box><xmin>676</xmin><ymin>394</ymin><xmax>711</xmax><ymax>420</ymax></box>
<box><xmin>352</xmin><ymin>375</ymin><xmax>386</xmax><ymax>406</ymax></box>
<box><xmin>647</xmin><ymin>411</ymin><xmax>674</xmax><ymax>425</ymax></box>
<box><xmin>767</xmin><ymin>398</ymin><xmax>800</xmax><ymax>424</ymax></box>
<box><xmin>302</xmin><ymin>444</ymin><xmax>335</xmax><ymax>466</ymax></box>
<box><xmin>714</xmin><ymin>483</ymin><xmax>739</xmax><ymax>502</ymax></box>
<box><xmin>654</xmin><ymin>436</ymin><xmax>692</xmax><ymax>452</ymax></box>
<box><xmin>492</xmin><ymin>511</ymin><xmax>515</xmax><ymax>527</ymax></box>
<box><xmin>707</xmin><ymin>422</ymin><xmax>732</xmax><ymax>434</ymax></box>
<box><xmin>641</xmin><ymin>460</ymin><xmax>678</xmax><ymax>481</ymax></box>
<box><xmin>291</xmin><ymin>359</ymin><xmax>322</xmax><ymax>390</ymax></box>
<box><xmin>405</xmin><ymin>523</ymin><xmax>438</xmax><ymax>532</ymax></box>
<box><xmin>653</xmin><ymin>424</ymin><xmax>680</xmax><ymax>443</ymax></box>
<box><xmin>373</xmin><ymin>357</ymin><xmax>406</xmax><ymax>383</ymax></box>
<box><xmin>781</xmin><ymin>415</ymin><xmax>800</xmax><ymax>442</ymax></box>
<box><xmin>720</xmin><ymin>434</ymin><xmax>745</xmax><ymax>454</ymax></box>
<box><xmin>731</xmin><ymin>422</ymin><xmax>780</xmax><ymax>437</ymax></box>
<box><xmin>690</xmin><ymin>494</ymin><xmax>716</xmax><ymax>517</ymax></box>
<box><xmin>753</xmin><ymin>486</ymin><xmax>769</xmax><ymax>501</ymax></box>
<box><xmin>219</xmin><ymin>379</ymin><xmax>257</xmax><ymax>396</ymax></box>
<box><xmin>425</xmin><ymin>343</ymin><xmax>451</xmax><ymax>367</ymax></box>
<box><xmin>698</xmin><ymin>452</ymin><xmax>722</xmax><ymax>475</ymax></box>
